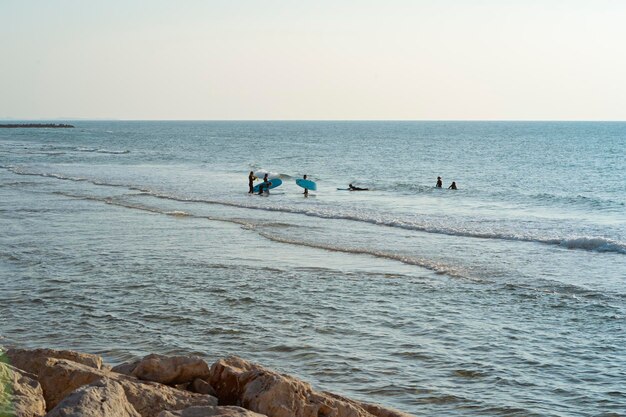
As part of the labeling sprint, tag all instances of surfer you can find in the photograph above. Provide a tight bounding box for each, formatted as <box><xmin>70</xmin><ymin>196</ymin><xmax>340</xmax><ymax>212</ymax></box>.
<box><xmin>258</xmin><ymin>173</ymin><xmax>269</xmax><ymax>195</ymax></box>
<box><xmin>436</xmin><ymin>176</ymin><xmax>442</xmax><ymax>188</ymax></box>
<box><xmin>349</xmin><ymin>183</ymin><xmax>368</xmax><ymax>191</ymax></box>
<box><xmin>248</xmin><ymin>171</ymin><xmax>257</xmax><ymax>194</ymax></box>
<box><xmin>258</xmin><ymin>182</ymin><xmax>271</xmax><ymax>195</ymax></box>
<box><xmin>303</xmin><ymin>174</ymin><xmax>309</xmax><ymax>197</ymax></box>
<box><xmin>448</xmin><ymin>181</ymin><xmax>457</xmax><ymax>190</ymax></box>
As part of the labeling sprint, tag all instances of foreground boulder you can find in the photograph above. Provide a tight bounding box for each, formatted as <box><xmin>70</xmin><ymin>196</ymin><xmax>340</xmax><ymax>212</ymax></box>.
<box><xmin>189</xmin><ymin>379</ymin><xmax>217</xmax><ymax>397</ymax></box>
<box><xmin>3</xmin><ymin>352</ymin><xmax>217</xmax><ymax>416</ymax></box>
<box><xmin>0</xmin><ymin>362</ymin><xmax>46</xmax><ymax>417</ymax></box>
<box><xmin>1</xmin><ymin>348</ymin><xmax>413</xmax><ymax>417</ymax></box>
<box><xmin>323</xmin><ymin>393</ymin><xmax>413</xmax><ymax>417</ymax></box>
<box><xmin>130</xmin><ymin>354</ymin><xmax>212</xmax><ymax>386</ymax></box>
<box><xmin>209</xmin><ymin>357</ymin><xmax>412</xmax><ymax>417</ymax></box>
<box><xmin>112</xmin><ymin>360</ymin><xmax>141</xmax><ymax>376</ymax></box>
<box><xmin>5</xmin><ymin>348</ymin><xmax>102</xmax><ymax>370</ymax></box>
<box><xmin>158</xmin><ymin>405</ymin><xmax>266</xmax><ymax>417</ymax></box>
<box><xmin>119</xmin><ymin>378</ymin><xmax>216</xmax><ymax>417</ymax></box>
<box><xmin>46</xmin><ymin>379</ymin><xmax>141</xmax><ymax>417</ymax></box>
<box><xmin>17</xmin><ymin>358</ymin><xmax>106</xmax><ymax>410</ymax></box>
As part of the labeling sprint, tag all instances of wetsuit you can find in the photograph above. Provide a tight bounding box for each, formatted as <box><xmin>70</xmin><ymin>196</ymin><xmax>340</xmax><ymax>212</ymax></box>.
<box><xmin>248</xmin><ymin>174</ymin><xmax>256</xmax><ymax>193</ymax></box>
<box><xmin>259</xmin><ymin>175</ymin><xmax>269</xmax><ymax>194</ymax></box>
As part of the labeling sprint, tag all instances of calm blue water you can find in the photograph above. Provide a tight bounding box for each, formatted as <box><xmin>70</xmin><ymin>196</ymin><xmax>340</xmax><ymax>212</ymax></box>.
<box><xmin>1</xmin><ymin>121</ymin><xmax>625</xmax><ymax>416</ymax></box>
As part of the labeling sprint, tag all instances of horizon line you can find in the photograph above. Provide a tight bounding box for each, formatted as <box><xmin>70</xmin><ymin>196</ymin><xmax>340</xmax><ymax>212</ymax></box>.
<box><xmin>2</xmin><ymin>118</ymin><xmax>626</xmax><ymax>123</ymax></box>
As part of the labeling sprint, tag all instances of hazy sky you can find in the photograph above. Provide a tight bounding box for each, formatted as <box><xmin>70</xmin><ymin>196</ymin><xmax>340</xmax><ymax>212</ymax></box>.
<box><xmin>2</xmin><ymin>1</ymin><xmax>625</xmax><ymax>120</ymax></box>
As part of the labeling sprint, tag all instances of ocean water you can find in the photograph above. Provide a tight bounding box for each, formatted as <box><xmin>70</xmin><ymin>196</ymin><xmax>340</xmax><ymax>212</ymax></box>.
<box><xmin>0</xmin><ymin>121</ymin><xmax>624</xmax><ymax>416</ymax></box>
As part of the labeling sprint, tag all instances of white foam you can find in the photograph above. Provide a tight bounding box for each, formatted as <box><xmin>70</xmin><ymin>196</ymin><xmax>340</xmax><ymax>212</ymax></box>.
<box><xmin>558</xmin><ymin>237</ymin><xmax>626</xmax><ymax>254</ymax></box>
<box><xmin>75</xmin><ymin>147</ymin><xmax>129</xmax><ymax>154</ymax></box>
<box><xmin>4</xmin><ymin>165</ymin><xmax>625</xmax><ymax>255</ymax></box>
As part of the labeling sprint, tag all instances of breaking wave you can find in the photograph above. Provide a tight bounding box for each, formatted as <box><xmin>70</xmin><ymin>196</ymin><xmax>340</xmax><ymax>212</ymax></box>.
<box><xmin>76</xmin><ymin>147</ymin><xmax>130</xmax><ymax>154</ymax></box>
<box><xmin>51</xmin><ymin>191</ymin><xmax>469</xmax><ymax>278</ymax></box>
<box><xmin>3</xmin><ymin>165</ymin><xmax>625</xmax><ymax>255</ymax></box>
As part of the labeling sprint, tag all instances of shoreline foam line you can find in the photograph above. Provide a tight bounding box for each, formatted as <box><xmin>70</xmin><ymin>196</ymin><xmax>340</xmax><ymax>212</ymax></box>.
<box><xmin>51</xmin><ymin>191</ymin><xmax>470</xmax><ymax>278</ymax></box>
<box><xmin>4</xmin><ymin>166</ymin><xmax>625</xmax><ymax>255</ymax></box>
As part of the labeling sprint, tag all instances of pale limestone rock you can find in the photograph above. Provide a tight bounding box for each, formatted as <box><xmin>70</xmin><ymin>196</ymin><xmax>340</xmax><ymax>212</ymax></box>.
<box><xmin>3</xmin><ymin>352</ymin><xmax>217</xmax><ymax>416</ymax></box>
<box><xmin>118</xmin><ymin>378</ymin><xmax>217</xmax><ymax>417</ymax></box>
<box><xmin>158</xmin><ymin>405</ymin><xmax>266</xmax><ymax>417</ymax></box>
<box><xmin>0</xmin><ymin>362</ymin><xmax>46</xmax><ymax>417</ymax></box>
<box><xmin>5</xmin><ymin>348</ymin><xmax>102</xmax><ymax>370</ymax></box>
<box><xmin>112</xmin><ymin>360</ymin><xmax>140</xmax><ymax>376</ymax></box>
<box><xmin>46</xmin><ymin>379</ymin><xmax>141</xmax><ymax>417</ymax></box>
<box><xmin>132</xmin><ymin>354</ymin><xmax>211</xmax><ymax>385</ymax></box>
<box><xmin>189</xmin><ymin>379</ymin><xmax>217</xmax><ymax>397</ymax></box>
<box><xmin>31</xmin><ymin>358</ymin><xmax>105</xmax><ymax>410</ymax></box>
<box><xmin>209</xmin><ymin>357</ymin><xmax>414</xmax><ymax>417</ymax></box>
<box><xmin>323</xmin><ymin>392</ymin><xmax>414</xmax><ymax>417</ymax></box>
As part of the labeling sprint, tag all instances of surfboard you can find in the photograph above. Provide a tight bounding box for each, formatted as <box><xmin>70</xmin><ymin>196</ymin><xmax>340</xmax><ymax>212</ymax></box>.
<box><xmin>295</xmin><ymin>178</ymin><xmax>317</xmax><ymax>191</ymax></box>
<box><xmin>253</xmin><ymin>178</ymin><xmax>283</xmax><ymax>193</ymax></box>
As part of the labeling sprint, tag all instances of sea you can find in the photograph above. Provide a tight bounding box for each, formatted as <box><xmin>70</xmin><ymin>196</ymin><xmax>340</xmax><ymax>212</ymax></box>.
<box><xmin>0</xmin><ymin>121</ymin><xmax>624</xmax><ymax>416</ymax></box>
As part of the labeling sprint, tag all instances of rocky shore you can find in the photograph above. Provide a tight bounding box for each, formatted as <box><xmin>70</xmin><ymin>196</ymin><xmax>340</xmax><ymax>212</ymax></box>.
<box><xmin>0</xmin><ymin>348</ymin><xmax>413</xmax><ymax>417</ymax></box>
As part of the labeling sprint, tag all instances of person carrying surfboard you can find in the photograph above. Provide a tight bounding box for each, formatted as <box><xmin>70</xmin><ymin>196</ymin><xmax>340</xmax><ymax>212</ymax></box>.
<box><xmin>296</xmin><ymin>176</ymin><xmax>317</xmax><ymax>195</ymax></box>
<box><xmin>248</xmin><ymin>171</ymin><xmax>257</xmax><ymax>194</ymax></box>
<box><xmin>258</xmin><ymin>173</ymin><xmax>270</xmax><ymax>195</ymax></box>
<box><xmin>303</xmin><ymin>174</ymin><xmax>309</xmax><ymax>197</ymax></box>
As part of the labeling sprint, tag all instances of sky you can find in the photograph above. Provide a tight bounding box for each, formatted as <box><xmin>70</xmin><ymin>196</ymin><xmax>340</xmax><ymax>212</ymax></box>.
<box><xmin>2</xmin><ymin>0</ymin><xmax>626</xmax><ymax>120</ymax></box>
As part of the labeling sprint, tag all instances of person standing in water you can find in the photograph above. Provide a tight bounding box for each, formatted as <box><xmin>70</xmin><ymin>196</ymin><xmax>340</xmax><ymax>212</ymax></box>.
<box><xmin>248</xmin><ymin>171</ymin><xmax>257</xmax><ymax>194</ymax></box>
<box><xmin>302</xmin><ymin>174</ymin><xmax>309</xmax><ymax>197</ymax></box>
<box><xmin>448</xmin><ymin>181</ymin><xmax>457</xmax><ymax>190</ymax></box>
<box><xmin>258</xmin><ymin>173</ymin><xmax>270</xmax><ymax>195</ymax></box>
<box><xmin>436</xmin><ymin>176</ymin><xmax>442</xmax><ymax>188</ymax></box>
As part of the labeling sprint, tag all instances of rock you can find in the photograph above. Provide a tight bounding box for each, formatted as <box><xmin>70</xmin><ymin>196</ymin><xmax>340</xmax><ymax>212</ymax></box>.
<box><xmin>3</xmin><ymin>349</ymin><xmax>107</xmax><ymax>406</ymax></box>
<box><xmin>0</xmin><ymin>362</ymin><xmax>46</xmax><ymax>417</ymax></box>
<box><xmin>29</xmin><ymin>358</ymin><xmax>106</xmax><ymax>410</ymax></box>
<box><xmin>4</xmin><ymin>352</ymin><xmax>218</xmax><ymax>416</ymax></box>
<box><xmin>207</xmin><ymin>357</ymin><xmax>255</xmax><ymax>406</ymax></box>
<box><xmin>112</xmin><ymin>360</ymin><xmax>140</xmax><ymax>376</ymax></box>
<box><xmin>209</xmin><ymin>357</ymin><xmax>413</xmax><ymax>417</ymax></box>
<box><xmin>131</xmin><ymin>354</ymin><xmax>212</xmax><ymax>386</ymax></box>
<box><xmin>118</xmin><ymin>378</ymin><xmax>217</xmax><ymax>417</ymax></box>
<box><xmin>4</xmin><ymin>348</ymin><xmax>102</xmax><ymax>370</ymax></box>
<box><xmin>158</xmin><ymin>406</ymin><xmax>266</xmax><ymax>417</ymax></box>
<box><xmin>189</xmin><ymin>379</ymin><xmax>217</xmax><ymax>397</ymax></box>
<box><xmin>323</xmin><ymin>392</ymin><xmax>414</xmax><ymax>417</ymax></box>
<box><xmin>46</xmin><ymin>379</ymin><xmax>141</xmax><ymax>417</ymax></box>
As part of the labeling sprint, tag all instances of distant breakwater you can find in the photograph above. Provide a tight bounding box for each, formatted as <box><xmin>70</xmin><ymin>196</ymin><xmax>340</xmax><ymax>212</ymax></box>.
<box><xmin>0</xmin><ymin>123</ymin><xmax>74</xmax><ymax>128</ymax></box>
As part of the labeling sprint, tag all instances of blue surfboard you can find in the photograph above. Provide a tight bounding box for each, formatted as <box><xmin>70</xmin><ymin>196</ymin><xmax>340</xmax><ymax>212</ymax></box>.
<box><xmin>253</xmin><ymin>178</ymin><xmax>283</xmax><ymax>193</ymax></box>
<box><xmin>296</xmin><ymin>178</ymin><xmax>317</xmax><ymax>191</ymax></box>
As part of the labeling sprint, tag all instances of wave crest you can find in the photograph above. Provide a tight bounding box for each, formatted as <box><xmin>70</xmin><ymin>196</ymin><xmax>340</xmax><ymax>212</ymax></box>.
<box><xmin>558</xmin><ymin>237</ymin><xmax>626</xmax><ymax>254</ymax></box>
<box><xmin>3</xmin><ymin>165</ymin><xmax>624</xmax><ymax>255</ymax></box>
<box><xmin>76</xmin><ymin>147</ymin><xmax>130</xmax><ymax>154</ymax></box>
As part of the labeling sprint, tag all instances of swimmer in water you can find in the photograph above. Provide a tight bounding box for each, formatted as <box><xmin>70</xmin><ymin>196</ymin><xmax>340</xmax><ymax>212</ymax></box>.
<box><xmin>349</xmin><ymin>183</ymin><xmax>368</xmax><ymax>191</ymax></box>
